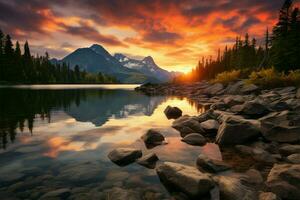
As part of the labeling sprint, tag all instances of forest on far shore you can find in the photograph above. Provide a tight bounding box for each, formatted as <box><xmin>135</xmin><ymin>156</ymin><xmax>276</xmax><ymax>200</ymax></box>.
<box><xmin>175</xmin><ymin>0</ymin><xmax>300</xmax><ymax>84</ymax></box>
<box><xmin>0</xmin><ymin>32</ymin><xmax>118</xmax><ymax>84</ymax></box>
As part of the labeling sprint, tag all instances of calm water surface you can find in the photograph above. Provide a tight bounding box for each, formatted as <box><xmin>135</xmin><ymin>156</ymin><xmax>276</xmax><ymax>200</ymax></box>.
<box><xmin>0</xmin><ymin>84</ymin><xmax>220</xmax><ymax>199</ymax></box>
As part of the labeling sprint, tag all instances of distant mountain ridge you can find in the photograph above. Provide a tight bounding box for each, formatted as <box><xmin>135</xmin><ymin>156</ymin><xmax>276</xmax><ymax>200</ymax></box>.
<box><xmin>51</xmin><ymin>44</ymin><xmax>180</xmax><ymax>83</ymax></box>
<box><xmin>114</xmin><ymin>53</ymin><xmax>176</xmax><ymax>81</ymax></box>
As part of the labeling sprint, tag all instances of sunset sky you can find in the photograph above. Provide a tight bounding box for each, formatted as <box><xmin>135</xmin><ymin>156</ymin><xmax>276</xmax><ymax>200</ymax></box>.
<box><xmin>0</xmin><ymin>0</ymin><xmax>296</xmax><ymax>72</ymax></box>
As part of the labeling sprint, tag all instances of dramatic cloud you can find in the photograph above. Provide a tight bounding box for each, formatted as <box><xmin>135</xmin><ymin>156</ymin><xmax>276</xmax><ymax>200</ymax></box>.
<box><xmin>0</xmin><ymin>0</ymin><xmax>296</xmax><ymax>72</ymax></box>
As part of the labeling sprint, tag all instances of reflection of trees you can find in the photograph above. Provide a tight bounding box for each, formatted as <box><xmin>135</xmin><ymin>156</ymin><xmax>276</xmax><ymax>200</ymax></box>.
<box><xmin>0</xmin><ymin>89</ymin><xmax>87</xmax><ymax>149</ymax></box>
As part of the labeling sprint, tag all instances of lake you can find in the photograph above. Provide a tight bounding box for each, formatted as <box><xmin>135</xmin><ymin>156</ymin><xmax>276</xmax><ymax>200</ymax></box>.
<box><xmin>0</xmin><ymin>84</ymin><xmax>220</xmax><ymax>199</ymax></box>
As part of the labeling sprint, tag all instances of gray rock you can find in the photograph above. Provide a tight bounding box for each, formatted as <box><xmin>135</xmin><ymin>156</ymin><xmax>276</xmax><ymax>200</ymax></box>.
<box><xmin>164</xmin><ymin>105</ymin><xmax>182</xmax><ymax>119</ymax></box>
<box><xmin>196</xmin><ymin>154</ymin><xmax>231</xmax><ymax>173</ymax></box>
<box><xmin>287</xmin><ymin>153</ymin><xmax>300</xmax><ymax>164</ymax></box>
<box><xmin>108</xmin><ymin>148</ymin><xmax>142</xmax><ymax>166</ymax></box>
<box><xmin>197</xmin><ymin>109</ymin><xmax>216</xmax><ymax>123</ymax></box>
<box><xmin>141</xmin><ymin>129</ymin><xmax>165</xmax><ymax>145</ymax></box>
<box><xmin>246</xmin><ymin>169</ymin><xmax>263</xmax><ymax>184</ymax></box>
<box><xmin>269</xmin><ymin>101</ymin><xmax>290</xmax><ymax>111</ymax></box>
<box><xmin>210</xmin><ymin>102</ymin><xmax>228</xmax><ymax>111</ymax></box>
<box><xmin>203</xmin><ymin>83</ymin><xmax>224</xmax><ymax>95</ymax></box>
<box><xmin>261</xmin><ymin>122</ymin><xmax>300</xmax><ymax>143</ymax></box>
<box><xmin>279</xmin><ymin>144</ymin><xmax>300</xmax><ymax>156</ymax></box>
<box><xmin>223</xmin><ymin>95</ymin><xmax>245</xmax><ymax>107</ymax></box>
<box><xmin>297</xmin><ymin>88</ymin><xmax>300</xmax><ymax>99</ymax></box>
<box><xmin>200</xmin><ymin>119</ymin><xmax>219</xmax><ymax>133</ymax></box>
<box><xmin>235</xmin><ymin>145</ymin><xmax>277</xmax><ymax>163</ymax></box>
<box><xmin>266</xmin><ymin>164</ymin><xmax>300</xmax><ymax>199</ymax></box>
<box><xmin>137</xmin><ymin>153</ymin><xmax>159</xmax><ymax>169</ymax></box>
<box><xmin>39</xmin><ymin>188</ymin><xmax>71</xmax><ymax>200</ymax></box>
<box><xmin>156</xmin><ymin>162</ymin><xmax>215</xmax><ymax>198</ymax></box>
<box><xmin>225</xmin><ymin>81</ymin><xmax>244</xmax><ymax>94</ymax></box>
<box><xmin>216</xmin><ymin>117</ymin><xmax>261</xmax><ymax>146</ymax></box>
<box><xmin>181</xmin><ymin>133</ymin><xmax>207</xmax><ymax>146</ymax></box>
<box><xmin>172</xmin><ymin>115</ymin><xmax>205</xmax><ymax>137</ymax></box>
<box><xmin>259</xmin><ymin>192</ymin><xmax>281</xmax><ymax>200</ymax></box>
<box><xmin>238</xmin><ymin>101</ymin><xmax>269</xmax><ymax>116</ymax></box>
<box><xmin>241</xmin><ymin>84</ymin><xmax>259</xmax><ymax>94</ymax></box>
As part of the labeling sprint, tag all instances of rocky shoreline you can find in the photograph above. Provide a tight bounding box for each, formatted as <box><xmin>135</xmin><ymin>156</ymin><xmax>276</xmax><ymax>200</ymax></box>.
<box><xmin>108</xmin><ymin>80</ymin><xmax>300</xmax><ymax>200</ymax></box>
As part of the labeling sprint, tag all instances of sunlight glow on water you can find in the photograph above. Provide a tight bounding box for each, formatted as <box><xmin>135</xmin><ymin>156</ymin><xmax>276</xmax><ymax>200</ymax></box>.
<box><xmin>0</xmin><ymin>86</ymin><xmax>220</xmax><ymax>199</ymax></box>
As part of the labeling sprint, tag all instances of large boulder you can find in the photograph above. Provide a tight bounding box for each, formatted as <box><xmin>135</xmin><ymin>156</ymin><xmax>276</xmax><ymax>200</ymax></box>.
<box><xmin>108</xmin><ymin>148</ymin><xmax>142</xmax><ymax>166</ymax></box>
<box><xmin>141</xmin><ymin>129</ymin><xmax>165</xmax><ymax>146</ymax></box>
<box><xmin>172</xmin><ymin>115</ymin><xmax>205</xmax><ymax>137</ymax></box>
<box><xmin>216</xmin><ymin>117</ymin><xmax>261</xmax><ymax>146</ymax></box>
<box><xmin>266</xmin><ymin>164</ymin><xmax>300</xmax><ymax>199</ymax></box>
<box><xmin>196</xmin><ymin>154</ymin><xmax>231</xmax><ymax>173</ymax></box>
<box><xmin>261</xmin><ymin>122</ymin><xmax>300</xmax><ymax>143</ymax></box>
<box><xmin>156</xmin><ymin>162</ymin><xmax>215</xmax><ymax>199</ymax></box>
<box><xmin>164</xmin><ymin>105</ymin><xmax>182</xmax><ymax>119</ymax></box>
<box><xmin>181</xmin><ymin>133</ymin><xmax>207</xmax><ymax>146</ymax></box>
<box><xmin>137</xmin><ymin>153</ymin><xmax>159</xmax><ymax>169</ymax></box>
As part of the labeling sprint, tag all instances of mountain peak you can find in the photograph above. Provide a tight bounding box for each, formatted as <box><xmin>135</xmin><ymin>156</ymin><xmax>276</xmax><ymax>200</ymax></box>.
<box><xmin>89</xmin><ymin>44</ymin><xmax>110</xmax><ymax>57</ymax></box>
<box><xmin>142</xmin><ymin>56</ymin><xmax>155</xmax><ymax>64</ymax></box>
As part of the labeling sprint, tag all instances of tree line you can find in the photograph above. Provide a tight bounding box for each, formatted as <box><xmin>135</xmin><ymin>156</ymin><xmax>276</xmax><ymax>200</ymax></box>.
<box><xmin>178</xmin><ymin>0</ymin><xmax>300</xmax><ymax>82</ymax></box>
<box><xmin>0</xmin><ymin>31</ymin><xmax>118</xmax><ymax>84</ymax></box>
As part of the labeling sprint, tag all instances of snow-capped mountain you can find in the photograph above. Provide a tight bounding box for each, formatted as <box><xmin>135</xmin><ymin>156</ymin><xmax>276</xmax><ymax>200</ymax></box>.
<box><xmin>55</xmin><ymin>44</ymin><xmax>159</xmax><ymax>83</ymax></box>
<box><xmin>114</xmin><ymin>53</ymin><xmax>175</xmax><ymax>81</ymax></box>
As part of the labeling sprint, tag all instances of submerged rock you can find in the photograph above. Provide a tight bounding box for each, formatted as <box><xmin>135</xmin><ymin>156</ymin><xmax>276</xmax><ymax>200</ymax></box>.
<box><xmin>156</xmin><ymin>162</ymin><xmax>215</xmax><ymax>199</ymax></box>
<box><xmin>137</xmin><ymin>153</ymin><xmax>159</xmax><ymax>169</ymax></box>
<box><xmin>105</xmin><ymin>187</ymin><xmax>140</xmax><ymax>200</ymax></box>
<box><xmin>216</xmin><ymin>117</ymin><xmax>261</xmax><ymax>146</ymax></box>
<box><xmin>108</xmin><ymin>148</ymin><xmax>142</xmax><ymax>166</ymax></box>
<box><xmin>164</xmin><ymin>105</ymin><xmax>182</xmax><ymax>119</ymax></box>
<box><xmin>141</xmin><ymin>129</ymin><xmax>165</xmax><ymax>146</ymax></box>
<box><xmin>266</xmin><ymin>164</ymin><xmax>300</xmax><ymax>199</ymax></box>
<box><xmin>196</xmin><ymin>154</ymin><xmax>231</xmax><ymax>173</ymax></box>
<box><xmin>181</xmin><ymin>133</ymin><xmax>207</xmax><ymax>146</ymax></box>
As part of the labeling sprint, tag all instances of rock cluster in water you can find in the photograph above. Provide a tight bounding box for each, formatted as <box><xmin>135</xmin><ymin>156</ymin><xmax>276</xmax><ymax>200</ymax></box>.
<box><xmin>107</xmin><ymin>81</ymin><xmax>300</xmax><ymax>199</ymax></box>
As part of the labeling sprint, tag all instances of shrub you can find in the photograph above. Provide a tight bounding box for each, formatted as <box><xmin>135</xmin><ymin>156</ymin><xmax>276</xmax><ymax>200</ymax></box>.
<box><xmin>211</xmin><ymin>70</ymin><xmax>241</xmax><ymax>84</ymax></box>
<box><xmin>248</xmin><ymin>68</ymin><xmax>300</xmax><ymax>88</ymax></box>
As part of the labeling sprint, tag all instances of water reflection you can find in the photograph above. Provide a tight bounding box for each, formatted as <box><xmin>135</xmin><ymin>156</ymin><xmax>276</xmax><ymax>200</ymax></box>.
<box><xmin>0</xmin><ymin>86</ymin><xmax>216</xmax><ymax>199</ymax></box>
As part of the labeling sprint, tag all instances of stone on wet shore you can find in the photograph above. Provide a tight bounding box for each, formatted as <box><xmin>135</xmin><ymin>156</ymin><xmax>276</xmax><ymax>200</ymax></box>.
<box><xmin>216</xmin><ymin>117</ymin><xmax>261</xmax><ymax>146</ymax></box>
<box><xmin>279</xmin><ymin>144</ymin><xmax>300</xmax><ymax>156</ymax></box>
<box><xmin>241</xmin><ymin>84</ymin><xmax>259</xmax><ymax>94</ymax></box>
<box><xmin>245</xmin><ymin>169</ymin><xmax>263</xmax><ymax>184</ymax></box>
<box><xmin>200</xmin><ymin>119</ymin><xmax>219</xmax><ymax>134</ymax></box>
<box><xmin>266</xmin><ymin>164</ymin><xmax>300</xmax><ymax>199</ymax></box>
<box><xmin>223</xmin><ymin>95</ymin><xmax>245</xmax><ymax>107</ymax></box>
<box><xmin>164</xmin><ymin>105</ymin><xmax>182</xmax><ymax>119</ymax></box>
<box><xmin>196</xmin><ymin>154</ymin><xmax>231</xmax><ymax>173</ymax></box>
<box><xmin>259</xmin><ymin>192</ymin><xmax>280</xmax><ymax>200</ymax></box>
<box><xmin>141</xmin><ymin>129</ymin><xmax>165</xmax><ymax>146</ymax></box>
<box><xmin>156</xmin><ymin>162</ymin><xmax>215</xmax><ymax>198</ymax></box>
<box><xmin>172</xmin><ymin>115</ymin><xmax>205</xmax><ymax>137</ymax></box>
<box><xmin>137</xmin><ymin>153</ymin><xmax>159</xmax><ymax>169</ymax></box>
<box><xmin>261</xmin><ymin>122</ymin><xmax>300</xmax><ymax>143</ymax></box>
<box><xmin>108</xmin><ymin>148</ymin><xmax>142</xmax><ymax>166</ymax></box>
<box><xmin>297</xmin><ymin>88</ymin><xmax>300</xmax><ymax>98</ymax></box>
<box><xmin>203</xmin><ymin>83</ymin><xmax>224</xmax><ymax>95</ymax></box>
<box><xmin>181</xmin><ymin>133</ymin><xmax>207</xmax><ymax>146</ymax></box>
<box><xmin>39</xmin><ymin>188</ymin><xmax>71</xmax><ymax>200</ymax></box>
<box><xmin>235</xmin><ymin>101</ymin><xmax>269</xmax><ymax>116</ymax></box>
<box><xmin>287</xmin><ymin>153</ymin><xmax>300</xmax><ymax>164</ymax></box>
